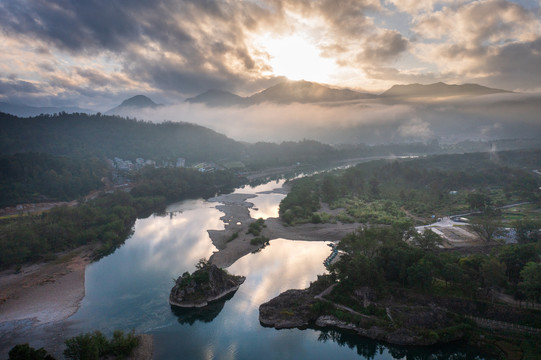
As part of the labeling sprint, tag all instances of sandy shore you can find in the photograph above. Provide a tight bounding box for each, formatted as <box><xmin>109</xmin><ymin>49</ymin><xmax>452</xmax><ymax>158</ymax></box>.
<box><xmin>0</xmin><ymin>247</ymin><xmax>93</xmax><ymax>325</ymax></box>
<box><xmin>207</xmin><ymin>187</ymin><xmax>361</xmax><ymax>268</ymax></box>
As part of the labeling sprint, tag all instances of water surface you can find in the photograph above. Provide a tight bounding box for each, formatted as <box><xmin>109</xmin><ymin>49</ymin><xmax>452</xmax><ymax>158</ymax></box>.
<box><xmin>67</xmin><ymin>181</ymin><xmax>490</xmax><ymax>360</ymax></box>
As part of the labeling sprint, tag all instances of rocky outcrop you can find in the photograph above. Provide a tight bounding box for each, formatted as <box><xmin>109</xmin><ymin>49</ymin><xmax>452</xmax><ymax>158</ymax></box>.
<box><xmin>169</xmin><ymin>264</ymin><xmax>245</xmax><ymax>308</ymax></box>
<box><xmin>259</xmin><ymin>289</ymin><xmax>318</xmax><ymax>329</ymax></box>
<box><xmin>259</xmin><ymin>285</ymin><xmax>469</xmax><ymax>346</ymax></box>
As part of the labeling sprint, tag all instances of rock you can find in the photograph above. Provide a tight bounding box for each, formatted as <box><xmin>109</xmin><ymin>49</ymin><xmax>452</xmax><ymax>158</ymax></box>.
<box><xmin>259</xmin><ymin>289</ymin><xmax>317</xmax><ymax>329</ymax></box>
<box><xmin>259</xmin><ymin>284</ymin><xmax>469</xmax><ymax>346</ymax></box>
<box><xmin>169</xmin><ymin>264</ymin><xmax>245</xmax><ymax>308</ymax></box>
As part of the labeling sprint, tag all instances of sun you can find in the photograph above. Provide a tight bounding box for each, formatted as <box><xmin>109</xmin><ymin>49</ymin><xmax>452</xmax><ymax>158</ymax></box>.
<box><xmin>256</xmin><ymin>34</ymin><xmax>339</xmax><ymax>84</ymax></box>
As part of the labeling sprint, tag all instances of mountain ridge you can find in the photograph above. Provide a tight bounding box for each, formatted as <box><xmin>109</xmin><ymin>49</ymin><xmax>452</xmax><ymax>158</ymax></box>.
<box><xmin>381</xmin><ymin>82</ymin><xmax>511</xmax><ymax>98</ymax></box>
<box><xmin>185</xmin><ymin>80</ymin><xmax>376</xmax><ymax>107</ymax></box>
<box><xmin>186</xmin><ymin>80</ymin><xmax>512</xmax><ymax>107</ymax></box>
<box><xmin>105</xmin><ymin>95</ymin><xmax>160</xmax><ymax>115</ymax></box>
<box><xmin>0</xmin><ymin>101</ymin><xmax>95</xmax><ymax>117</ymax></box>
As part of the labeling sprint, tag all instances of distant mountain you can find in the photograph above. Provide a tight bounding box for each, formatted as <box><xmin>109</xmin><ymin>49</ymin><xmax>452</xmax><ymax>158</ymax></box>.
<box><xmin>0</xmin><ymin>101</ymin><xmax>94</xmax><ymax>117</ymax></box>
<box><xmin>186</xmin><ymin>80</ymin><xmax>375</xmax><ymax>107</ymax></box>
<box><xmin>186</xmin><ymin>89</ymin><xmax>245</xmax><ymax>107</ymax></box>
<box><xmin>105</xmin><ymin>95</ymin><xmax>160</xmax><ymax>115</ymax></box>
<box><xmin>381</xmin><ymin>82</ymin><xmax>510</xmax><ymax>98</ymax></box>
<box><xmin>247</xmin><ymin>80</ymin><xmax>375</xmax><ymax>104</ymax></box>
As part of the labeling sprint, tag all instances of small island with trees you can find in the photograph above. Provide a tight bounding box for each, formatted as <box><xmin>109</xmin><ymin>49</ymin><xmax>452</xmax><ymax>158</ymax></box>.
<box><xmin>169</xmin><ymin>259</ymin><xmax>246</xmax><ymax>308</ymax></box>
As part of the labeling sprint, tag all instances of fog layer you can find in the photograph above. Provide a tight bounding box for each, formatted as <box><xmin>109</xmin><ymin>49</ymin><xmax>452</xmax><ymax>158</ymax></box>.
<box><xmin>132</xmin><ymin>93</ymin><xmax>541</xmax><ymax>144</ymax></box>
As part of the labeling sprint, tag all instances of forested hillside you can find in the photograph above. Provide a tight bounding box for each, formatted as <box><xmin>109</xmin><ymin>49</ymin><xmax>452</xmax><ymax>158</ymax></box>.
<box><xmin>0</xmin><ymin>153</ymin><xmax>107</xmax><ymax>207</ymax></box>
<box><xmin>0</xmin><ymin>112</ymin><xmax>244</xmax><ymax>162</ymax></box>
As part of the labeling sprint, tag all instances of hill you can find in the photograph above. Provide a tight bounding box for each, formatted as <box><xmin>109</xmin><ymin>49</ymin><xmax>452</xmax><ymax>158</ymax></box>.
<box><xmin>186</xmin><ymin>80</ymin><xmax>375</xmax><ymax>107</ymax></box>
<box><xmin>0</xmin><ymin>101</ymin><xmax>94</xmax><ymax>117</ymax></box>
<box><xmin>247</xmin><ymin>80</ymin><xmax>375</xmax><ymax>104</ymax></box>
<box><xmin>0</xmin><ymin>112</ymin><xmax>243</xmax><ymax>162</ymax></box>
<box><xmin>381</xmin><ymin>82</ymin><xmax>510</xmax><ymax>98</ymax></box>
<box><xmin>105</xmin><ymin>95</ymin><xmax>160</xmax><ymax>115</ymax></box>
<box><xmin>186</xmin><ymin>89</ymin><xmax>245</xmax><ymax>107</ymax></box>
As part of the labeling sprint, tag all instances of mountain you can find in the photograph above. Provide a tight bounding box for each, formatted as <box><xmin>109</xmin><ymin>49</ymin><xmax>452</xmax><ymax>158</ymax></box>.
<box><xmin>186</xmin><ymin>89</ymin><xmax>245</xmax><ymax>107</ymax></box>
<box><xmin>381</xmin><ymin>82</ymin><xmax>510</xmax><ymax>98</ymax></box>
<box><xmin>247</xmin><ymin>80</ymin><xmax>375</xmax><ymax>104</ymax></box>
<box><xmin>186</xmin><ymin>80</ymin><xmax>375</xmax><ymax>107</ymax></box>
<box><xmin>0</xmin><ymin>102</ymin><xmax>94</xmax><ymax>117</ymax></box>
<box><xmin>105</xmin><ymin>95</ymin><xmax>160</xmax><ymax>115</ymax></box>
<box><xmin>0</xmin><ymin>112</ymin><xmax>244</xmax><ymax>162</ymax></box>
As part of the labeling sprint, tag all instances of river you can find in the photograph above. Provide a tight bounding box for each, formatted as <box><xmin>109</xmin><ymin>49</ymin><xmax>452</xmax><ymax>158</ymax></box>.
<box><xmin>20</xmin><ymin>179</ymin><xmax>494</xmax><ymax>359</ymax></box>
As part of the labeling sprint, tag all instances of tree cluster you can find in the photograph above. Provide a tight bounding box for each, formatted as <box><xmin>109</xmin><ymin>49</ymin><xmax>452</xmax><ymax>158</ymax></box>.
<box><xmin>0</xmin><ymin>153</ymin><xmax>107</xmax><ymax>207</ymax></box>
<box><xmin>330</xmin><ymin>226</ymin><xmax>541</xmax><ymax>303</ymax></box>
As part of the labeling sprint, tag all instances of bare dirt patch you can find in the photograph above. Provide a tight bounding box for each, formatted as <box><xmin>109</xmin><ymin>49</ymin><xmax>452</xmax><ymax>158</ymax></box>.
<box><xmin>0</xmin><ymin>246</ymin><xmax>94</xmax><ymax>325</ymax></box>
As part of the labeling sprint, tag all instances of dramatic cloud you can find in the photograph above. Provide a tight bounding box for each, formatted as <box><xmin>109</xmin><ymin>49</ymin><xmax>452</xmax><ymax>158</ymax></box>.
<box><xmin>0</xmin><ymin>0</ymin><xmax>539</xmax><ymax>107</ymax></box>
<box><xmin>412</xmin><ymin>0</ymin><xmax>541</xmax><ymax>88</ymax></box>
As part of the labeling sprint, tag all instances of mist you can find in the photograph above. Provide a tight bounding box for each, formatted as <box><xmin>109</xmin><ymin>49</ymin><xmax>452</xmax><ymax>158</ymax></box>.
<box><xmin>131</xmin><ymin>93</ymin><xmax>541</xmax><ymax>145</ymax></box>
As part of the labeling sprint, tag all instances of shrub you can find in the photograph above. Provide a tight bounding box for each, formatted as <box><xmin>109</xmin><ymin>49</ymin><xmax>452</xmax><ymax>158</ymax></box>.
<box><xmin>64</xmin><ymin>330</ymin><xmax>139</xmax><ymax>360</ymax></box>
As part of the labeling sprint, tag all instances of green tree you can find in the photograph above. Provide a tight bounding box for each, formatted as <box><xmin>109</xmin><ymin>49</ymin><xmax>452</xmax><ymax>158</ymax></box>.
<box><xmin>466</xmin><ymin>192</ymin><xmax>491</xmax><ymax>211</ymax></box>
<box><xmin>480</xmin><ymin>257</ymin><xmax>506</xmax><ymax>292</ymax></box>
<box><xmin>513</xmin><ymin>218</ymin><xmax>541</xmax><ymax>244</ymax></box>
<box><xmin>412</xmin><ymin>229</ymin><xmax>443</xmax><ymax>251</ymax></box>
<box><xmin>8</xmin><ymin>344</ymin><xmax>55</xmax><ymax>360</ymax></box>
<box><xmin>498</xmin><ymin>244</ymin><xmax>539</xmax><ymax>284</ymax></box>
<box><xmin>321</xmin><ymin>174</ymin><xmax>339</xmax><ymax>204</ymax></box>
<box><xmin>441</xmin><ymin>263</ymin><xmax>464</xmax><ymax>288</ymax></box>
<box><xmin>64</xmin><ymin>331</ymin><xmax>107</xmax><ymax>360</ymax></box>
<box><xmin>519</xmin><ymin>262</ymin><xmax>541</xmax><ymax>302</ymax></box>
<box><xmin>469</xmin><ymin>215</ymin><xmax>502</xmax><ymax>243</ymax></box>
<box><xmin>407</xmin><ymin>259</ymin><xmax>433</xmax><ymax>291</ymax></box>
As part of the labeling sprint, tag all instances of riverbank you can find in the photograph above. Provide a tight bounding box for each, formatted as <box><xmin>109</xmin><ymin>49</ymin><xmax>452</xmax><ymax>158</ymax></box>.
<box><xmin>0</xmin><ymin>246</ymin><xmax>93</xmax><ymax>325</ymax></box>
<box><xmin>207</xmin><ymin>186</ymin><xmax>360</xmax><ymax>268</ymax></box>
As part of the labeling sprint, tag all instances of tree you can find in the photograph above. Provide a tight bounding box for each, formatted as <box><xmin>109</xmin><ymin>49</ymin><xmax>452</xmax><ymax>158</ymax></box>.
<box><xmin>9</xmin><ymin>344</ymin><xmax>55</xmax><ymax>360</ymax></box>
<box><xmin>519</xmin><ymin>262</ymin><xmax>541</xmax><ymax>302</ymax></box>
<box><xmin>369</xmin><ymin>177</ymin><xmax>380</xmax><ymax>197</ymax></box>
<box><xmin>441</xmin><ymin>263</ymin><xmax>464</xmax><ymax>288</ymax></box>
<box><xmin>64</xmin><ymin>331</ymin><xmax>107</xmax><ymax>360</ymax></box>
<box><xmin>407</xmin><ymin>258</ymin><xmax>433</xmax><ymax>291</ymax></box>
<box><xmin>513</xmin><ymin>218</ymin><xmax>541</xmax><ymax>244</ymax></box>
<box><xmin>195</xmin><ymin>258</ymin><xmax>210</xmax><ymax>270</ymax></box>
<box><xmin>321</xmin><ymin>174</ymin><xmax>340</xmax><ymax>204</ymax></box>
<box><xmin>466</xmin><ymin>193</ymin><xmax>491</xmax><ymax>211</ymax></box>
<box><xmin>412</xmin><ymin>229</ymin><xmax>443</xmax><ymax>251</ymax></box>
<box><xmin>469</xmin><ymin>215</ymin><xmax>502</xmax><ymax>243</ymax></box>
<box><xmin>480</xmin><ymin>257</ymin><xmax>506</xmax><ymax>292</ymax></box>
<box><xmin>498</xmin><ymin>244</ymin><xmax>539</xmax><ymax>284</ymax></box>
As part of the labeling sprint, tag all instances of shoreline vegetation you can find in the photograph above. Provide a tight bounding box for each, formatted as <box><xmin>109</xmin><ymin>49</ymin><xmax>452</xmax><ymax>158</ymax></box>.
<box><xmin>256</xmin><ymin>153</ymin><xmax>541</xmax><ymax>358</ymax></box>
<box><xmin>1</xmin><ymin>148</ymin><xmax>540</xmax><ymax>357</ymax></box>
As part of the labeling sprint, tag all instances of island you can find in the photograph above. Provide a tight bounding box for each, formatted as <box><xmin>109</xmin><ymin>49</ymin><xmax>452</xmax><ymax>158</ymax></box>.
<box><xmin>169</xmin><ymin>260</ymin><xmax>246</xmax><ymax>308</ymax></box>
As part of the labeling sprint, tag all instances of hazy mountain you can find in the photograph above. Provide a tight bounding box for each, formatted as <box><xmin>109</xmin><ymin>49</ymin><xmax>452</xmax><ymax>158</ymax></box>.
<box><xmin>186</xmin><ymin>80</ymin><xmax>375</xmax><ymax>107</ymax></box>
<box><xmin>186</xmin><ymin>89</ymin><xmax>245</xmax><ymax>107</ymax></box>
<box><xmin>0</xmin><ymin>101</ymin><xmax>94</xmax><ymax>117</ymax></box>
<box><xmin>105</xmin><ymin>95</ymin><xmax>160</xmax><ymax>115</ymax></box>
<box><xmin>381</xmin><ymin>82</ymin><xmax>510</xmax><ymax>98</ymax></box>
<box><xmin>187</xmin><ymin>80</ymin><xmax>511</xmax><ymax>108</ymax></box>
<box><xmin>247</xmin><ymin>80</ymin><xmax>376</xmax><ymax>104</ymax></box>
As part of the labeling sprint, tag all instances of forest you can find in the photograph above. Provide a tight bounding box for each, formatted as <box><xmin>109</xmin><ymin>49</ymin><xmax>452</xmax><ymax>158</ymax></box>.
<box><xmin>278</xmin><ymin>149</ymin><xmax>541</xmax><ymax>356</ymax></box>
<box><xmin>0</xmin><ymin>168</ymin><xmax>240</xmax><ymax>268</ymax></box>
<box><xmin>279</xmin><ymin>149</ymin><xmax>541</xmax><ymax>224</ymax></box>
<box><xmin>0</xmin><ymin>152</ymin><xmax>108</xmax><ymax>207</ymax></box>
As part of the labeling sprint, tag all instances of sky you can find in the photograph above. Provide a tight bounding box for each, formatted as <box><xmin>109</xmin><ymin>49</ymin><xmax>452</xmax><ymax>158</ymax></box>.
<box><xmin>1</xmin><ymin>0</ymin><xmax>541</xmax><ymax>110</ymax></box>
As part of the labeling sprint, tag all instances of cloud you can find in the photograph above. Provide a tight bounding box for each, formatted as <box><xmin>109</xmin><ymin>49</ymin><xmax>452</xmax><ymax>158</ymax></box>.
<box><xmin>413</xmin><ymin>0</ymin><xmax>539</xmax><ymax>45</ymax></box>
<box><xmin>0</xmin><ymin>0</ymin><xmax>540</xmax><ymax>108</ymax></box>
<box><xmin>0</xmin><ymin>78</ymin><xmax>42</xmax><ymax>96</ymax></box>
<box><xmin>0</xmin><ymin>0</ymin><xmax>285</xmax><ymax>97</ymax></box>
<box><xmin>357</xmin><ymin>30</ymin><xmax>409</xmax><ymax>63</ymax></box>
<box><xmin>410</xmin><ymin>0</ymin><xmax>541</xmax><ymax>89</ymax></box>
